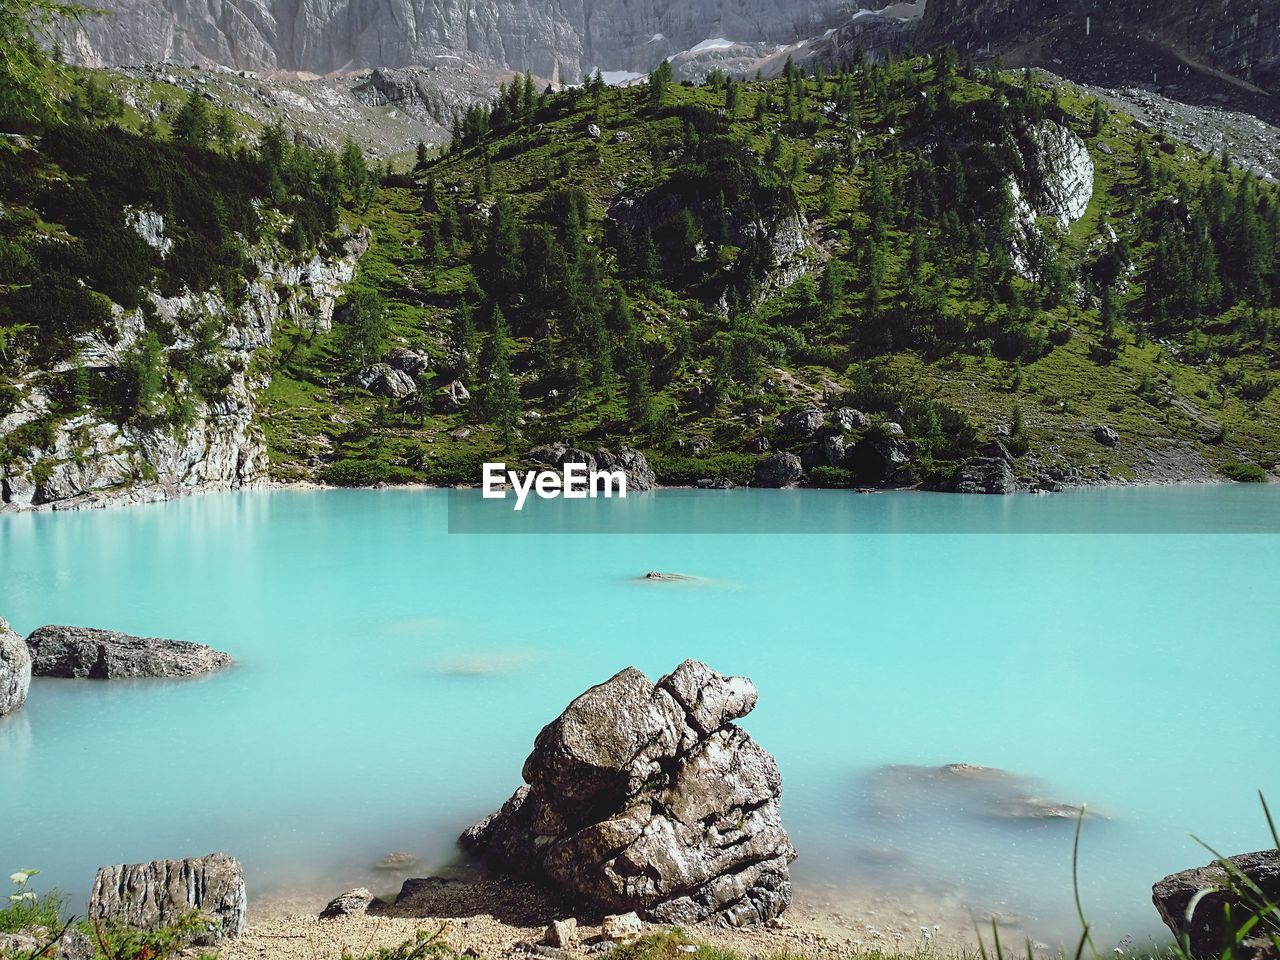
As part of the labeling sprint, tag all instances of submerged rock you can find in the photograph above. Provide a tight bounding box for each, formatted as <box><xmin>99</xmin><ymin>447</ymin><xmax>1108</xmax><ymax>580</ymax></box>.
<box><xmin>375</xmin><ymin>851</ymin><xmax>420</xmax><ymax>871</ymax></box>
<box><xmin>866</xmin><ymin>763</ymin><xmax>1096</xmax><ymax>824</ymax></box>
<box><xmin>1153</xmin><ymin>850</ymin><xmax>1280</xmax><ymax>960</ymax></box>
<box><xmin>88</xmin><ymin>853</ymin><xmax>246</xmax><ymax>944</ymax></box>
<box><xmin>461</xmin><ymin>660</ymin><xmax>795</xmax><ymax>927</ymax></box>
<box><xmin>0</xmin><ymin>617</ymin><xmax>32</xmax><ymax>716</ymax></box>
<box><xmin>25</xmin><ymin>625</ymin><xmax>232</xmax><ymax>679</ymax></box>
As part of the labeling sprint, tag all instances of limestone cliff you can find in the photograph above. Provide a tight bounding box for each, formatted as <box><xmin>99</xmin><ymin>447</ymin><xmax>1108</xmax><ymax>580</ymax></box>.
<box><xmin>64</xmin><ymin>0</ymin><xmax>867</xmax><ymax>79</ymax></box>
<box><xmin>0</xmin><ymin>223</ymin><xmax>368</xmax><ymax>511</ymax></box>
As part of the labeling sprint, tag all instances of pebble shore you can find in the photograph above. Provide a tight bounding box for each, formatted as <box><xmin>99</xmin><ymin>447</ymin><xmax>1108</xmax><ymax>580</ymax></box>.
<box><xmin>226</xmin><ymin>877</ymin><xmax>1000</xmax><ymax>960</ymax></box>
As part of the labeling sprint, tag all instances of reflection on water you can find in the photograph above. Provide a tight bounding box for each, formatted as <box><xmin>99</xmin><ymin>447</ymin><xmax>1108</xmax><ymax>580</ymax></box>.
<box><xmin>2</xmin><ymin>487</ymin><xmax>1279</xmax><ymax>948</ymax></box>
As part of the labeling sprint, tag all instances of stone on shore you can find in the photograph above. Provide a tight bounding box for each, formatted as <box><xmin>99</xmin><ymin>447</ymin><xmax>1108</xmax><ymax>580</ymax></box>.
<box><xmin>320</xmin><ymin>888</ymin><xmax>375</xmax><ymax>919</ymax></box>
<box><xmin>25</xmin><ymin>625</ymin><xmax>232</xmax><ymax>679</ymax></box>
<box><xmin>753</xmin><ymin>452</ymin><xmax>803</xmax><ymax>488</ymax></box>
<box><xmin>88</xmin><ymin>853</ymin><xmax>246</xmax><ymax>945</ymax></box>
<box><xmin>1152</xmin><ymin>850</ymin><xmax>1280</xmax><ymax>960</ymax></box>
<box><xmin>602</xmin><ymin>912</ymin><xmax>643</xmax><ymax>942</ymax></box>
<box><xmin>543</xmin><ymin>918</ymin><xmax>577</xmax><ymax>948</ymax></box>
<box><xmin>461</xmin><ymin>659</ymin><xmax>795</xmax><ymax>927</ymax></box>
<box><xmin>0</xmin><ymin>617</ymin><xmax>32</xmax><ymax>716</ymax></box>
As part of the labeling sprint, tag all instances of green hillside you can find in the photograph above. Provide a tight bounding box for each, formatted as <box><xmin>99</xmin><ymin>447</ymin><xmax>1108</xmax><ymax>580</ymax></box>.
<box><xmin>264</xmin><ymin>53</ymin><xmax>1280</xmax><ymax>489</ymax></box>
<box><xmin>3</xmin><ymin>34</ymin><xmax>1280</xmax><ymax>498</ymax></box>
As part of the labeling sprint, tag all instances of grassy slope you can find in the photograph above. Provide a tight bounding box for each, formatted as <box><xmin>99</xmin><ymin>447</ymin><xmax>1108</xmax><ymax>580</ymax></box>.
<box><xmin>259</xmin><ymin>67</ymin><xmax>1280</xmax><ymax>487</ymax></box>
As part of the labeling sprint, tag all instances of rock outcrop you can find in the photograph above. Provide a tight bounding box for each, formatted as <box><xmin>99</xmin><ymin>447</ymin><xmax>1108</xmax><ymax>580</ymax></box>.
<box><xmin>0</xmin><ymin>617</ymin><xmax>32</xmax><ymax>716</ymax></box>
<box><xmin>753</xmin><ymin>452</ymin><xmax>803</xmax><ymax>488</ymax></box>
<box><xmin>461</xmin><ymin>660</ymin><xmax>795</xmax><ymax>927</ymax></box>
<box><xmin>1153</xmin><ymin>850</ymin><xmax>1280</xmax><ymax>960</ymax></box>
<box><xmin>26</xmin><ymin>625</ymin><xmax>232</xmax><ymax>679</ymax></box>
<box><xmin>64</xmin><ymin>0</ymin><xmax>862</xmax><ymax>81</ymax></box>
<box><xmin>1</xmin><ymin>228</ymin><xmax>369</xmax><ymax>512</ymax></box>
<box><xmin>953</xmin><ymin>442</ymin><xmax>1017</xmax><ymax>494</ymax></box>
<box><xmin>526</xmin><ymin>443</ymin><xmax>657</xmax><ymax>492</ymax></box>
<box><xmin>89</xmin><ymin>853</ymin><xmax>247</xmax><ymax>945</ymax></box>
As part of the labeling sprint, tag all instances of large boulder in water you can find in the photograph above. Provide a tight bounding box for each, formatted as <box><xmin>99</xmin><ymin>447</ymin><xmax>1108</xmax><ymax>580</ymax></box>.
<box><xmin>0</xmin><ymin>617</ymin><xmax>31</xmax><ymax>716</ymax></box>
<box><xmin>26</xmin><ymin>625</ymin><xmax>231</xmax><ymax>679</ymax></box>
<box><xmin>461</xmin><ymin>660</ymin><xmax>795</xmax><ymax>927</ymax></box>
<box><xmin>1152</xmin><ymin>850</ymin><xmax>1280</xmax><ymax>960</ymax></box>
<box><xmin>88</xmin><ymin>853</ymin><xmax>247</xmax><ymax>945</ymax></box>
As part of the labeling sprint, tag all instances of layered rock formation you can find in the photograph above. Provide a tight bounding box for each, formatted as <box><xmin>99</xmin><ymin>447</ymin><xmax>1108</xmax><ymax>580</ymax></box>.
<box><xmin>64</xmin><ymin>0</ymin><xmax>867</xmax><ymax>79</ymax></box>
<box><xmin>1153</xmin><ymin>850</ymin><xmax>1280</xmax><ymax>960</ymax></box>
<box><xmin>26</xmin><ymin>625</ymin><xmax>232</xmax><ymax>678</ymax></box>
<box><xmin>0</xmin><ymin>617</ymin><xmax>32</xmax><ymax>716</ymax></box>
<box><xmin>89</xmin><ymin>853</ymin><xmax>247</xmax><ymax>944</ymax></box>
<box><xmin>0</xmin><ymin>227</ymin><xmax>368</xmax><ymax>511</ymax></box>
<box><xmin>461</xmin><ymin>660</ymin><xmax>795</xmax><ymax>926</ymax></box>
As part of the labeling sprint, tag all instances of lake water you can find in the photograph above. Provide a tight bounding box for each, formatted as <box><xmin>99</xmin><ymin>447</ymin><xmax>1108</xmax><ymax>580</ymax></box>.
<box><xmin>2</xmin><ymin>487</ymin><xmax>1278</xmax><ymax>948</ymax></box>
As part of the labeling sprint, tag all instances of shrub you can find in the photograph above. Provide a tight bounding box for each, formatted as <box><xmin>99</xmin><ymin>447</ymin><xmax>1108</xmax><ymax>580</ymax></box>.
<box><xmin>649</xmin><ymin>454</ymin><xmax>756</xmax><ymax>486</ymax></box>
<box><xmin>420</xmin><ymin>453</ymin><xmax>484</xmax><ymax>487</ymax></box>
<box><xmin>809</xmin><ymin>466</ymin><xmax>855</xmax><ymax>488</ymax></box>
<box><xmin>1218</xmin><ymin>460</ymin><xmax>1268</xmax><ymax>483</ymax></box>
<box><xmin>321</xmin><ymin>457</ymin><xmax>392</xmax><ymax>486</ymax></box>
<box><xmin>0</xmin><ymin>871</ymin><xmax>61</xmax><ymax>934</ymax></box>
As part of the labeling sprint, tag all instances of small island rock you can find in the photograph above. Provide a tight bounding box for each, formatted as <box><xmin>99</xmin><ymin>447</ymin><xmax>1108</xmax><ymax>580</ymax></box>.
<box><xmin>461</xmin><ymin>660</ymin><xmax>795</xmax><ymax>927</ymax></box>
<box><xmin>26</xmin><ymin>625</ymin><xmax>232</xmax><ymax>679</ymax></box>
<box><xmin>0</xmin><ymin>617</ymin><xmax>32</xmax><ymax>716</ymax></box>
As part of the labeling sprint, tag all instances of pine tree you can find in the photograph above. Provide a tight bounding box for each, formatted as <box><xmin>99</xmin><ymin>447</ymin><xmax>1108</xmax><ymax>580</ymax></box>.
<box><xmin>649</xmin><ymin>59</ymin><xmax>674</xmax><ymax>110</ymax></box>
<box><xmin>171</xmin><ymin>89</ymin><xmax>212</xmax><ymax>148</ymax></box>
<box><xmin>479</xmin><ymin>307</ymin><xmax>520</xmax><ymax>445</ymax></box>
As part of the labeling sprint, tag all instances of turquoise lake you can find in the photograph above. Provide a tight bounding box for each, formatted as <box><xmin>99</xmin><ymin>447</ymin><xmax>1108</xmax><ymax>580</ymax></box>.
<box><xmin>2</xmin><ymin>487</ymin><xmax>1279</xmax><ymax>948</ymax></box>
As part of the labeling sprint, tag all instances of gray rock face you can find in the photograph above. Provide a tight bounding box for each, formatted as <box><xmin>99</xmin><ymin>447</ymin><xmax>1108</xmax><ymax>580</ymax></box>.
<box><xmin>461</xmin><ymin>660</ymin><xmax>795</xmax><ymax>927</ymax></box>
<box><xmin>753</xmin><ymin>452</ymin><xmax>803</xmax><ymax>488</ymax></box>
<box><xmin>917</xmin><ymin>0</ymin><xmax>1280</xmax><ymax>101</ymax></box>
<box><xmin>88</xmin><ymin>853</ymin><xmax>247</xmax><ymax>944</ymax></box>
<box><xmin>0</xmin><ymin>617</ymin><xmax>32</xmax><ymax>716</ymax></box>
<box><xmin>1152</xmin><ymin>850</ymin><xmax>1280</xmax><ymax>960</ymax></box>
<box><xmin>1093</xmin><ymin>424</ymin><xmax>1120</xmax><ymax>447</ymax></box>
<box><xmin>65</xmin><ymin>0</ymin><xmax>862</xmax><ymax>81</ymax></box>
<box><xmin>2</xmin><ymin>229</ymin><xmax>369</xmax><ymax>512</ymax></box>
<box><xmin>26</xmin><ymin>625</ymin><xmax>232</xmax><ymax>679</ymax></box>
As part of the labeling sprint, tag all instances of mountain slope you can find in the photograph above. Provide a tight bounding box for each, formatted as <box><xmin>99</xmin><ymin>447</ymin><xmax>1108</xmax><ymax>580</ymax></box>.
<box><xmin>258</xmin><ymin>58</ymin><xmax>1280</xmax><ymax>492</ymax></box>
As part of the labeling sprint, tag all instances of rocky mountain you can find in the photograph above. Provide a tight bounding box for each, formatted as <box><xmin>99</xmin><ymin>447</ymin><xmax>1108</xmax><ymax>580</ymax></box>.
<box><xmin>916</xmin><ymin>0</ymin><xmax>1280</xmax><ymax>122</ymax></box>
<box><xmin>63</xmin><ymin>0</ymin><xmax>866</xmax><ymax>81</ymax></box>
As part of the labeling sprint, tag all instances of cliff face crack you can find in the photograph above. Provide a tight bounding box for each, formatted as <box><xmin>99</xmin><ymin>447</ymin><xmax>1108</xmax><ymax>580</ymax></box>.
<box><xmin>461</xmin><ymin>659</ymin><xmax>794</xmax><ymax>926</ymax></box>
